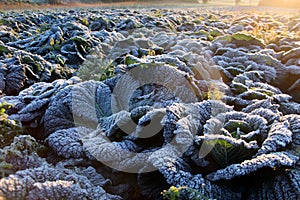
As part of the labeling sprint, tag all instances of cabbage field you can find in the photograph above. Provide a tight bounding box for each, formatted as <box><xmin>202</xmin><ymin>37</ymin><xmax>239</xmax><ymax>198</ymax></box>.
<box><xmin>0</xmin><ymin>5</ymin><xmax>299</xmax><ymax>200</ymax></box>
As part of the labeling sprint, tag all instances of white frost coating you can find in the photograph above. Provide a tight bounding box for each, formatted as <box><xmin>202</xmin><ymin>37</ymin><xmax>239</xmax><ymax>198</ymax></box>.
<box><xmin>0</xmin><ymin>164</ymin><xmax>121</xmax><ymax>200</ymax></box>
<box><xmin>47</xmin><ymin>127</ymin><xmax>93</xmax><ymax>159</ymax></box>
<box><xmin>257</xmin><ymin>121</ymin><xmax>293</xmax><ymax>156</ymax></box>
<box><xmin>207</xmin><ymin>152</ymin><xmax>298</xmax><ymax>181</ymax></box>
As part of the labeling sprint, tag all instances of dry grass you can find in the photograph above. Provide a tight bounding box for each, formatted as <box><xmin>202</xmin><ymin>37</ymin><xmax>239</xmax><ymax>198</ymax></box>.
<box><xmin>0</xmin><ymin>0</ymin><xmax>259</xmax><ymax>11</ymax></box>
<box><xmin>0</xmin><ymin>2</ymin><xmax>139</xmax><ymax>11</ymax></box>
<box><xmin>0</xmin><ymin>0</ymin><xmax>298</xmax><ymax>15</ymax></box>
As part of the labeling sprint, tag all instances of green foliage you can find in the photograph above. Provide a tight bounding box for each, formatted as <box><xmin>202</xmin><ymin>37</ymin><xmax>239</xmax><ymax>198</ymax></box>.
<box><xmin>162</xmin><ymin>186</ymin><xmax>180</xmax><ymax>200</ymax></box>
<box><xmin>206</xmin><ymin>84</ymin><xmax>224</xmax><ymax>100</ymax></box>
<box><xmin>78</xmin><ymin>50</ymin><xmax>115</xmax><ymax>81</ymax></box>
<box><xmin>193</xmin><ymin>29</ymin><xmax>223</xmax><ymax>41</ymax></box>
<box><xmin>0</xmin><ymin>135</ymin><xmax>46</xmax><ymax>178</ymax></box>
<box><xmin>124</xmin><ymin>54</ymin><xmax>140</xmax><ymax>66</ymax></box>
<box><xmin>214</xmin><ymin>32</ymin><xmax>265</xmax><ymax>47</ymax></box>
<box><xmin>232</xmin><ymin>33</ymin><xmax>257</xmax><ymax>42</ymax></box>
<box><xmin>81</xmin><ymin>17</ymin><xmax>89</xmax><ymax>26</ymax></box>
<box><xmin>161</xmin><ymin>186</ymin><xmax>212</xmax><ymax>200</ymax></box>
<box><xmin>70</xmin><ymin>36</ymin><xmax>90</xmax><ymax>49</ymax></box>
<box><xmin>223</xmin><ymin>120</ymin><xmax>251</xmax><ymax>138</ymax></box>
<box><xmin>37</xmin><ymin>23</ymin><xmax>51</xmax><ymax>34</ymax></box>
<box><xmin>204</xmin><ymin>138</ymin><xmax>257</xmax><ymax>168</ymax></box>
<box><xmin>0</xmin><ymin>102</ymin><xmax>23</xmax><ymax>149</ymax></box>
<box><xmin>0</xmin><ymin>44</ymin><xmax>12</xmax><ymax>54</ymax></box>
<box><xmin>0</xmin><ymin>161</ymin><xmax>13</xmax><ymax>178</ymax></box>
<box><xmin>154</xmin><ymin>10</ymin><xmax>163</xmax><ymax>18</ymax></box>
<box><xmin>199</xmin><ymin>111</ymin><xmax>269</xmax><ymax>168</ymax></box>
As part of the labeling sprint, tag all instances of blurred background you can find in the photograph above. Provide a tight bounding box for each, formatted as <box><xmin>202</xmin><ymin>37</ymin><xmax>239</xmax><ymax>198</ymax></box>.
<box><xmin>0</xmin><ymin>0</ymin><xmax>299</xmax><ymax>10</ymax></box>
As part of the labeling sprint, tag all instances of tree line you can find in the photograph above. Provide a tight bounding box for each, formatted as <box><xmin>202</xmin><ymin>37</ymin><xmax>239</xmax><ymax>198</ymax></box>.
<box><xmin>47</xmin><ymin>0</ymin><xmax>244</xmax><ymax>4</ymax></box>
